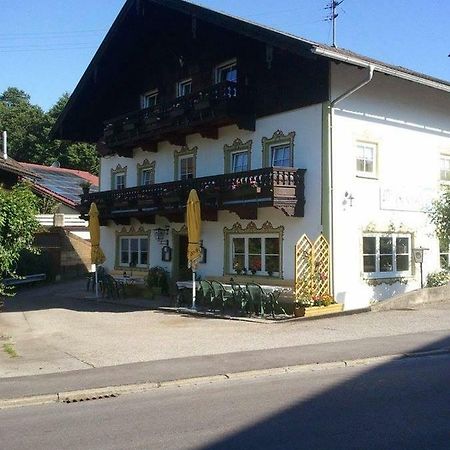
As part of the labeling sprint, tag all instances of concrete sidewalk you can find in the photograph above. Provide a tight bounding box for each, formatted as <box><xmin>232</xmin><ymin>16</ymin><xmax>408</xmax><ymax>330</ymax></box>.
<box><xmin>1</xmin><ymin>279</ymin><xmax>450</xmax><ymax>380</ymax></box>
<box><xmin>0</xmin><ymin>329</ymin><xmax>449</xmax><ymax>404</ymax></box>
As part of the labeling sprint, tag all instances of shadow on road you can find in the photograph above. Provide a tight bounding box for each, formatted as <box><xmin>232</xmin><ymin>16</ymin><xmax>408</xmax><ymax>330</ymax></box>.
<box><xmin>199</xmin><ymin>336</ymin><xmax>450</xmax><ymax>450</ymax></box>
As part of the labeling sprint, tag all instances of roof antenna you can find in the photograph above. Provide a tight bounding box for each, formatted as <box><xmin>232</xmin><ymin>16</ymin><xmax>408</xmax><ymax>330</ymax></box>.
<box><xmin>325</xmin><ymin>1</ymin><xmax>344</xmax><ymax>47</ymax></box>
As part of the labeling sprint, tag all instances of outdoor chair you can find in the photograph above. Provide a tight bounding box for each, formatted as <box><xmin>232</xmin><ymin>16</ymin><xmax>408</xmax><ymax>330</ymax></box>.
<box><xmin>210</xmin><ymin>280</ymin><xmax>234</xmax><ymax>313</ymax></box>
<box><xmin>230</xmin><ymin>281</ymin><xmax>250</xmax><ymax>314</ymax></box>
<box><xmin>199</xmin><ymin>280</ymin><xmax>214</xmax><ymax>309</ymax></box>
<box><xmin>245</xmin><ymin>283</ymin><xmax>274</xmax><ymax>317</ymax></box>
<box><xmin>86</xmin><ymin>266</ymin><xmax>106</xmax><ymax>292</ymax></box>
<box><xmin>101</xmin><ymin>274</ymin><xmax>125</xmax><ymax>299</ymax></box>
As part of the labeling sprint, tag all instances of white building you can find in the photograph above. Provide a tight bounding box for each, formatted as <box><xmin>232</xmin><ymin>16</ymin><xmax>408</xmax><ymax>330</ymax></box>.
<box><xmin>52</xmin><ymin>0</ymin><xmax>450</xmax><ymax>310</ymax></box>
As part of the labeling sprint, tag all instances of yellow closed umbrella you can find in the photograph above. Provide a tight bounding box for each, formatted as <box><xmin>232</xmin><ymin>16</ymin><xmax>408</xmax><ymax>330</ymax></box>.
<box><xmin>186</xmin><ymin>189</ymin><xmax>201</xmax><ymax>309</ymax></box>
<box><xmin>88</xmin><ymin>202</ymin><xmax>106</xmax><ymax>297</ymax></box>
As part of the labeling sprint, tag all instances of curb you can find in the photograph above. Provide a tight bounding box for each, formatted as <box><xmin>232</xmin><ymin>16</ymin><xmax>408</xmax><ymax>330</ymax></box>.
<box><xmin>1</xmin><ymin>347</ymin><xmax>448</xmax><ymax>411</ymax></box>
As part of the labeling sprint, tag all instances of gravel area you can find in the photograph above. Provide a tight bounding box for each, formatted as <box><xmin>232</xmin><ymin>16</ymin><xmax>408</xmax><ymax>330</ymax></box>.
<box><xmin>1</xmin><ymin>280</ymin><xmax>449</xmax><ymax>378</ymax></box>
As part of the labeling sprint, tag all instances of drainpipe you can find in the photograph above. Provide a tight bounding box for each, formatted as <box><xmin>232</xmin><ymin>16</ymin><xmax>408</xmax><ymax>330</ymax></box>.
<box><xmin>2</xmin><ymin>131</ymin><xmax>7</xmax><ymax>160</ymax></box>
<box><xmin>327</xmin><ymin>64</ymin><xmax>374</xmax><ymax>296</ymax></box>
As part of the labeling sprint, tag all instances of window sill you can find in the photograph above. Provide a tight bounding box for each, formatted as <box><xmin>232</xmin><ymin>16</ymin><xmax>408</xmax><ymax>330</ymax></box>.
<box><xmin>362</xmin><ymin>276</ymin><xmax>410</xmax><ymax>286</ymax></box>
<box><xmin>356</xmin><ymin>174</ymin><xmax>378</xmax><ymax>180</ymax></box>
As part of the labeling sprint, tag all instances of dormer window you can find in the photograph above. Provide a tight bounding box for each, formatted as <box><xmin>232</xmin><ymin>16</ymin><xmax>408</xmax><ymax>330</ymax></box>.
<box><xmin>177</xmin><ymin>79</ymin><xmax>192</xmax><ymax>97</ymax></box>
<box><xmin>216</xmin><ymin>59</ymin><xmax>237</xmax><ymax>83</ymax></box>
<box><xmin>141</xmin><ymin>89</ymin><xmax>158</xmax><ymax>109</ymax></box>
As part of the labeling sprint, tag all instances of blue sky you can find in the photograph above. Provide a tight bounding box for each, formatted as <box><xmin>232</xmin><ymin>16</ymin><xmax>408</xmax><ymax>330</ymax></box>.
<box><xmin>0</xmin><ymin>0</ymin><xmax>448</xmax><ymax>110</ymax></box>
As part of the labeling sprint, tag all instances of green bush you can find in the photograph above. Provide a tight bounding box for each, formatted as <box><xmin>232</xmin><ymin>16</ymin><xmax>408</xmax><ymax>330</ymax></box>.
<box><xmin>145</xmin><ymin>266</ymin><xmax>169</xmax><ymax>294</ymax></box>
<box><xmin>426</xmin><ymin>270</ymin><xmax>450</xmax><ymax>288</ymax></box>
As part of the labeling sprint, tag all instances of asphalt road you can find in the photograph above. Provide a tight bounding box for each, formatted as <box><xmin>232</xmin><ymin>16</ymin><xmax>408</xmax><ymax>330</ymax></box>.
<box><xmin>0</xmin><ymin>354</ymin><xmax>448</xmax><ymax>450</ymax></box>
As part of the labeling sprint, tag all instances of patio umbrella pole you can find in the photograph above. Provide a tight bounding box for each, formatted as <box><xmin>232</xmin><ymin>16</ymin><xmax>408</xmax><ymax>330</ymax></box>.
<box><xmin>95</xmin><ymin>264</ymin><xmax>98</xmax><ymax>299</ymax></box>
<box><xmin>192</xmin><ymin>269</ymin><xmax>196</xmax><ymax>310</ymax></box>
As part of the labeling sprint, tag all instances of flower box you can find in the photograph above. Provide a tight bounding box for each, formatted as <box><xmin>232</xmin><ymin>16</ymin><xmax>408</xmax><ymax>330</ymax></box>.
<box><xmin>294</xmin><ymin>303</ymin><xmax>343</xmax><ymax>318</ymax></box>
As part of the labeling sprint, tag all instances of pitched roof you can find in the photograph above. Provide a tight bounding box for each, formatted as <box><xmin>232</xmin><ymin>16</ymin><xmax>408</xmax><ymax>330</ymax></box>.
<box><xmin>21</xmin><ymin>163</ymin><xmax>99</xmax><ymax>208</ymax></box>
<box><xmin>0</xmin><ymin>157</ymin><xmax>38</xmax><ymax>179</ymax></box>
<box><xmin>52</xmin><ymin>0</ymin><xmax>450</xmax><ymax>140</ymax></box>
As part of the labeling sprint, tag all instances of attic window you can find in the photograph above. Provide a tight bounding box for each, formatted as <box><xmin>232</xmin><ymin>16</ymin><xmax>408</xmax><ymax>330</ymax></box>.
<box><xmin>141</xmin><ymin>89</ymin><xmax>158</xmax><ymax>109</ymax></box>
<box><xmin>216</xmin><ymin>59</ymin><xmax>237</xmax><ymax>83</ymax></box>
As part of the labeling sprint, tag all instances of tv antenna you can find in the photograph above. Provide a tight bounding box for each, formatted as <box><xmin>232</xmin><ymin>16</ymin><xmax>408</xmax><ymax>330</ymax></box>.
<box><xmin>325</xmin><ymin>1</ymin><xmax>344</xmax><ymax>47</ymax></box>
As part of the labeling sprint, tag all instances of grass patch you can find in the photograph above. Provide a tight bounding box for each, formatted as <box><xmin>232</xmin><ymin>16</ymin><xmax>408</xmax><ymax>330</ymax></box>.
<box><xmin>3</xmin><ymin>343</ymin><xmax>18</xmax><ymax>358</ymax></box>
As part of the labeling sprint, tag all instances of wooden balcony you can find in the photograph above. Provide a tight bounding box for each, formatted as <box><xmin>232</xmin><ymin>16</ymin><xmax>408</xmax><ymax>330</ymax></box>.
<box><xmin>79</xmin><ymin>167</ymin><xmax>306</xmax><ymax>224</ymax></box>
<box><xmin>101</xmin><ymin>81</ymin><xmax>255</xmax><ymax>155</ymax></box>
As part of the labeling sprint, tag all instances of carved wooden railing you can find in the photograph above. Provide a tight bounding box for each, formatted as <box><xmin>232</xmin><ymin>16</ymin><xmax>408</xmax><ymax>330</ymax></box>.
<box><xmin>80</xmin><ymin>167</ymin><xmax>306</xmax><ymax>220</ymax></box>
<box><xmin>103</xmin><ymin>81</ymin><xmax>253</xmax><ymax>148</ymax></box>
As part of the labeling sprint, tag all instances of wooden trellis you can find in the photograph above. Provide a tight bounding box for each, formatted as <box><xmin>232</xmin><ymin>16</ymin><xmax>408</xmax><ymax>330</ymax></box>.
<box><xmin>295</xmin><ymin>234</ymin><xmax>330</xmax><ymax>300</ymax></box>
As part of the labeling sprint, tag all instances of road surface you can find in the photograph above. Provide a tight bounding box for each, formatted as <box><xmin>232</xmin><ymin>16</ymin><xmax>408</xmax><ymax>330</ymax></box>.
<box><xmin>0</xmin><ymin>353</ymin><xmax>448</xmax><ymax>450</ymax></box>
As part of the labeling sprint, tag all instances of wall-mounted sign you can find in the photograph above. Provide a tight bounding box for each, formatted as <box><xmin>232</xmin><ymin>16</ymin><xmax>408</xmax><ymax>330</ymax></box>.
<box><xmin>379</xmin><ymin>186</ymin><xmax>435</xmax><ymax>212</ymax></box>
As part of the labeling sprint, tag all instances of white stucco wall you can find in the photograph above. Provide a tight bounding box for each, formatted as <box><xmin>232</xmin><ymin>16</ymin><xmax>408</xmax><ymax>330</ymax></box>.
<box><xmin>331</xmin><ymin>63</ymin><xmax>450</xmax><ymax>309</ymax></box>
<box><xmin>98</xmin><ymin>105</ymin><xmax>324</xmax><ymax>281</ymax></box>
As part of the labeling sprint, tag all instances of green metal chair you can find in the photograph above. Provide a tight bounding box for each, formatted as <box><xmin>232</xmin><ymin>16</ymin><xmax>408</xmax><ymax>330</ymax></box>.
<box><xmin>199</xmin><ymin>280</ymin><xmax>214</xmax><ymax>309</ymax></box>
<box><xmin>245</xmin><ymin>282</ymin><xmax>273</xmax><ymax>317</ymax></box>
<box><xmin>210</xmin><ymin>280</ymin><xmax>234</xmax><ymax>313</ymax></box>
<box><xmin>230</xmin><ymin>281</ymin><xmax>250</xmax><ymax>315</ymax></box>
<box><xmin>86</xmin><ymin>266</ymin><xmax>106</xmax><ymax>292</ymax></box>
<box><xmin>101</xmin><ymin>274</ymin><xmax>125</xmax><ymax>299</ymax></box>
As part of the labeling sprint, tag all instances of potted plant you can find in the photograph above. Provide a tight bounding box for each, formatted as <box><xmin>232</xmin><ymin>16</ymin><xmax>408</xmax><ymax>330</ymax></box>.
<box><xmin>146</xmin><ymin>266</ymin><xmax>169</xmax><ymax>295</ymax></box>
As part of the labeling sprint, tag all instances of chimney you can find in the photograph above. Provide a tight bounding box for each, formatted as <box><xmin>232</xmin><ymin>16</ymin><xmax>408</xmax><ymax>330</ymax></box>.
<box><xmin>2</xmin><ymin>131</ymin><xmax>7</xmax><ymax>160</ymax></box>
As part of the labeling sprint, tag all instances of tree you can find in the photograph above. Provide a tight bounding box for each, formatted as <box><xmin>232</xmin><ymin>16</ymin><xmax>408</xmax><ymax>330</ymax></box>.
<box><xmin>429</xmin><ymin>187</ymin><xmax>450</xmax><ymax>247</ymax></box>
<box><xmin>0</xmin><ymin>87</ymin><xmax>99</xmax><ymax>174</ymax></box>
<box><xmin>0</xmin><ymin>183</ymin><xmax>41</xmax><ymax>297</ymax></box>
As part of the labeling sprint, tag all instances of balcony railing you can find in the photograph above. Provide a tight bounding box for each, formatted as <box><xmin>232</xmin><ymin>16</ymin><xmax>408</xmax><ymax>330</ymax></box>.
<box><xmin>103</xmin><ymin>81</ymin><xmax>255</xmax><ymax>151</ymax></box>
<box><xmin>80</xmin><ymin>167</ymin><xmax>306</xmax><ymax>222</ymax></box>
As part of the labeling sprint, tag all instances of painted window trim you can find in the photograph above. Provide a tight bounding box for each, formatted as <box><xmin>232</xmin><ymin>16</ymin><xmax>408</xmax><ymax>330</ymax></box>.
<box><xmin>215</xmin><ymin>58</ymin><xmax>237</xmax><ymax>83</ymax></box>
<box><xmin>111</xmin><ymin>164</ymin><xmax>127</xmax><ymax>190</ymax></box>
<box><xmin>361</xmin><ymin>232</ymin><xmax>412</xmax><ymax>279</ymax></box>
<box><xmin>115</xmin><ymin>227</ymin><xmax>150</xmax><ymax>271</ymax></box>
<box><xmin>355</xmin><ymin>140</ymin><xmax>378</xmax><ymax>179</ymax></box>
<box><xmin>223</xmin><ymin>221</ymin><xmax>284</xmax><ymax>278</ymax></box>
<box><xmin>174</xmin><ymin>146</ymin><xmax>198</xmax><ymax>181</ymax></box>
<box><xmin>439</xmin><ymin>153</ymin><xmax>450</xmax><ymax>185</ymax></box>
<box><xmin>224</xmin><ymin>138</ymin><xmax>252</xmax><ymax>173</ymax></box>
<box><xmin>176</xmin><ymin>78</ymin><xmax>192</xmax><ymax>97</ymax></box>
<box><xmin>137</xmin><ymin>159</ymin><xmax>156</xmax><ymax>186</ymax></box>
<box><xmin>141</xmin><ymin>89</ymin><xmax>159</xmax><ymax>109</ymax></box>
<box><xmin>262</xmin><ymin>130</ymin><xmax>296</xmax><ymax>168</ymax></box>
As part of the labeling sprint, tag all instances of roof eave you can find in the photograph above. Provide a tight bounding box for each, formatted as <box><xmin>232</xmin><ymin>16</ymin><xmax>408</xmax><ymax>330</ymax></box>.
<box><xmin>312</xmin><ymin>46</ymin><xmax>450</xmax><ymax>93</ymax></box>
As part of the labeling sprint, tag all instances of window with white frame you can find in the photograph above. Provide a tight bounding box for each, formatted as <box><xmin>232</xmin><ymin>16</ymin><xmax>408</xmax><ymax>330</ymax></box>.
<box><xmin>439</xmin><ymin>241</ymin><xmax>450</xmax><ymax>268</ymax></box>
<box><xmin>356</xmin><ymin>142</ymin><xmax>377</xmax><ymax>177</ymax></box>
<box><xmin>141</xmin><ymin>168</ymin><xmax>154</xmax><ymax>186</ymax></box>
<box><xmin>440</xmin><ymin>154</ymin><xmax>450</xmax><ymax>183</ymax></box>
<box><xmin>362</xmin><ymin>233</ymin><xmax>411</xmax><ymax>278</ymax></box>
<box><xmin>231</xmin><ymin>235</ymin><xmax>280</xmax><ymax>275</ymax></box>
<box><xmin>141</xmin><ymin>89</ymin><xmax>158</xmax><ymax>109</ymax></box>
<box><xmin>216</xmin><ymin>59</ymin><xmax>237</xmax><ymax>83</ymax></box>
<box><xmin>179</xmin><ymin>155</ymin><xmax>194</xmax><ymax>180</ymax></box>
<box><xmin>231</xmin><ymin>151</ymin><xmax>249</xmax><ymax>173</ymax></box>
<box><xmin>270</xmin><ymin>143</ymin><xmax>292</xmax><ymax>167</ymax></box>
<box><xmin>114</xmin><ymin>172</ymin><xmax>126</xmax><ymax>190</ymax></box>
<box><xmin>177</xmin><ymin>79</ymin><xmax>192</xmax><ymax>97</ymax></box>
<box><xmin>119</xmin><ymin>236</ymin><xmax>149</xmax><ymax>267</ymax></box>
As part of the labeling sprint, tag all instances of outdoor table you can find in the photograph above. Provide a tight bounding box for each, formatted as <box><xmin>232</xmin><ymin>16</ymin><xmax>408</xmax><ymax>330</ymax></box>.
<box><xmin>113</xmin><ymin>276</ymin><xmax>144</xmax><ymax>285</ymax></box>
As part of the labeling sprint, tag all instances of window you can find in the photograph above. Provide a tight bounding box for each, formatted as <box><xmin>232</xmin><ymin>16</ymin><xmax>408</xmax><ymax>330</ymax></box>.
<box><xmin>141</xmin><ymin>89</ymin><xmax>158</xmax><ymax>109</ymax></box>
<box><xmin>356</xmin><ymin>142</ymin><xmax>377</xmax><ymax>177</ymax></box>
<box><xmin>440</xmin><ymin>154</ymin><xmax>450</xmax><ymax>183</ymax></box>
<box><xmin>362</xmin><ymin>234</ymin><xmax>411</xmax><ymax>278</ymax></box>
<box><xmin>141</xmin><ymin>168</ymin><xmax>154</xmax><ymax>186</ymax></box>
<box><xmin>262</xmin><ymin>130</ymin><xmax>295</xmax><ymax>168</ymax></box>
<box><xmin>174</xmin><ymin>146</ymin><xmax>197</xmax><ymax>181</ymax></box>
<box><xmin>114</xmin><ymin>173</ymin><xmax>126</xmax><ymax>190</ymax></box>
<box><xmin>177</xmin><ymin>79</ymin><xmax>192</xmax><ymax>97</ymax></box>
<box><xmin>231</xmin><ymin>151</ymin><xmax>249</xmax><ymax>173</ymax></box>
<box><xmin>119</xmin><ymin>237</ymin><xmax>149</xmax><ymax>267</ymax></box>
<box><xmin>224</xmin><ymin>138</ymin><xmax>252</xmax><ymax>173</ymax></box>
<box><xmin>137</xmin><ymin>159</ymin><xmax>155</xmax><ymax>186</ymax></box>
<box><xmin>439</xmin><ymin>241</ymin><xmax>450</xmax><ymax>268</ymax></box>
<box><xmin>270</xmin><ymin>144</ymin><xmax>292</xmax><ymax>167</ymax></box>
<box><xmin>216</xmin><ymin>59</ymin><xmax>237</xmax><ymax>83</ymax></box>
<box><xmin>231</xmin><ymin>235</ymin><xmax>280</xmax><ymax>275</ymax></box>
<box><xmin>179</xmin><ymin>155</ymin><xmax>194</xmax><ymax>180</ymax></box>
<box><xmin>111</xmin><ymin>164</ymin><xmax>127</xmax><ymax>190</ymax></box>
